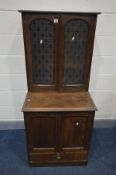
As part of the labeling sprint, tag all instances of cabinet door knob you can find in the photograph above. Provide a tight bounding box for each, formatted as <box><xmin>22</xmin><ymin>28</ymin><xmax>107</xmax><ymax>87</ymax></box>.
<box><xmin>56</xmin><ymin>152</ymin><xmax>61</xmax><ymax>160</ymax></box>
<box><xmin>76</xmin><ymin>122</ymin><xmax>79</xmax><ymax>126</ymax></box>
<box><xmin>40</xmin><ymin>39</ymin><xmax>43</xmax><ymax>44</ymax></box>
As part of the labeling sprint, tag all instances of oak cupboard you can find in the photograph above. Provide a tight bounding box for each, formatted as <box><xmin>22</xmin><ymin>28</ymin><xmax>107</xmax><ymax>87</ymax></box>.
<box><xmin>20</xmin><ymin>11</ymin><xmax>100</xmax><ymax>166</ymax></box>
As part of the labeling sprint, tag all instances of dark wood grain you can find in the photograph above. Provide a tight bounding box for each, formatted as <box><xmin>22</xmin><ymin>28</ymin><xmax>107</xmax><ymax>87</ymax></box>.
<box><xmin>22</xmin><ymin>92</ymin><xmax>97</xmax><ymax>112</ymax></box>
<box><xmin>22</xmin><ymin>13</ymin><xmax>59</xmax><ymax>91</ymax></box>
<box><xmin>21</xmin><ymin>12</ymin><xmax>98</xmax><ymax>92</ymax></box>
<box><xmin>21</xmin><ymin>11</ymin><xmax>99</xmax><ymax>166</ymax></box>
<box><xmin>58</xmin><ymin>14</ymin><xmax>97</xmax><ymax>92</ymax></box>
<box><xmin>24</xmin><ymin>111</ymin><xmax>95</xmax><ymax>165</ymax></box>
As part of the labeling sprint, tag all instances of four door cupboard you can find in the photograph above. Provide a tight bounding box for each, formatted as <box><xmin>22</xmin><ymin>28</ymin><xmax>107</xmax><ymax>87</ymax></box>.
<box><xmin>20</xmin><ymin>11</ymin><xmax>100</xmax><ymax>166</ymax></box>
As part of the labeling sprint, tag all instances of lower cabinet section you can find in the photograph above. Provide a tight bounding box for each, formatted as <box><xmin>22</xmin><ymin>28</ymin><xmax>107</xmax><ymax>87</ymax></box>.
<box><xmin>24</xmin><ymin>111</ymin><xmax>95</xmax><ymax>166</ymax></box>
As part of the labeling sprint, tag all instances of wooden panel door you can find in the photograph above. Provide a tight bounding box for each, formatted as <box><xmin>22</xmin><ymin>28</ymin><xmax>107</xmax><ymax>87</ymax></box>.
<box><xmin>24</xmin><ymin>112</ymin><xmax>58</xmax><ymax>164</ymax></box>
<box><xmin>59</xmin><ymin>112</ymin><xmax>94</xmax><ymax>163</ymax></box>
<box><xmin>61</xmin><ymin>113</ymin><xmax>88</xmax><ymax>149</ymax></box>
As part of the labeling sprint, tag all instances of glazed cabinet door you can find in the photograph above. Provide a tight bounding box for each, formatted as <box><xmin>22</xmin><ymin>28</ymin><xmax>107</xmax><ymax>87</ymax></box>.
<box><xmin>24</xmin><ymin>112</ymin><xmax>58</xmax><ymax>165</ymax></box>
<box><xmin>22</xmin><ymin>12</ymin><xmax>97</xmax><ymax>92</ymax></box>
<box><xmin>22</xmin><ymin>13</ymin><xmax>59</xmax><ymax>91</ymax></box>
<box><xmin>59</xmin><ymin>14</ymin><xmax>97</xmax><ymax>91</ymax></box>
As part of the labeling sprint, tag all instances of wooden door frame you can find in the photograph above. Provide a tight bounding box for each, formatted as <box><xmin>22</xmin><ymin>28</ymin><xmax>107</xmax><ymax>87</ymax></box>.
<box><xmin>58</xmin><ymin>14</ymin><xmax>97</xmax><ymax>92</ymax></box>
<box><xmin>22</xmin><ymin>13</ymin><xmax>60</xmax><ymax>91</ymax></box>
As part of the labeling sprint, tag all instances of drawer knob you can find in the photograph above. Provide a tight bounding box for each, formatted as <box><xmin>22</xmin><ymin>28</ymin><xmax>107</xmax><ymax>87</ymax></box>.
<box><xmin>76</xmin><ymin>122</ymin><xmax>79</xmax><ymax>126</ymax></box>
<box><xmin>56</xmin><ymin>152</ymin><xmax>61</xmax><ymax>160</ymax></box>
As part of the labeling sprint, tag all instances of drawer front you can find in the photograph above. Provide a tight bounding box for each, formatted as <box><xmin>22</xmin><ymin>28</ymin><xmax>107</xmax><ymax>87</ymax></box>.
<box><xmin>29</xmin><ymin>150</ymin><xmax>88</xmax><ymax>165</ymax></box>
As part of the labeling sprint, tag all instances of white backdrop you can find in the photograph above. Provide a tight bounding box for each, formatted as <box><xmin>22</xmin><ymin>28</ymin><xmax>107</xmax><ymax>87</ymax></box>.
<box><xmin>0</xmin><ymin>0</ymin><xmax>116</xmax><ymax>123</ymax></box>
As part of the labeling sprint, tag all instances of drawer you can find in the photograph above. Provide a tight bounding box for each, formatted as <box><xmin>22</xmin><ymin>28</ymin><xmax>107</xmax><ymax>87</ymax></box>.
<box><xmin>30</xmin><ymin>152</ymin><xmax>56</xmax><ymax>163</ymax></box>
<box><xmin>29</xmin><ymin>150</ymin><xmax>88</xmax><ymax>165</ymax></box>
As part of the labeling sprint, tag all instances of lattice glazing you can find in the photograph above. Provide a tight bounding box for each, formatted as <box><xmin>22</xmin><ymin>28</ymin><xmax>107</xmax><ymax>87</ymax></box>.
<box><xmin>30</xmin><ymin>19</ymin><xmax>54</xmax><ymax>84</ymax></box>
<box><xmin>64</xmin><ymin>19</ymin><xmax>89</xmax><ymax>85</ymax></box>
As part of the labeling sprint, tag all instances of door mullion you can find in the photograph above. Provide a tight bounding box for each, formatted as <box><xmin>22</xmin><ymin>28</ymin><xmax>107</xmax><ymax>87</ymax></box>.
<box><xmin>54</xmin><ymin>15</ymin><xmax>60</xmax><ymax>91</ymax></box>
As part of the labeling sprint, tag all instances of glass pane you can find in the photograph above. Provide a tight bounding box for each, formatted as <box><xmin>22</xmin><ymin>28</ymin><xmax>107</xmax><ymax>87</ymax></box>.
<box><xmin>64</xmin><ymin>19</ymin><xmax>89</xmax><ymax>85</ymax></box>
<box><xmin>30</xmin><ymin>19</ymin><xmax>54</xmax><ymax>84</ymax></box>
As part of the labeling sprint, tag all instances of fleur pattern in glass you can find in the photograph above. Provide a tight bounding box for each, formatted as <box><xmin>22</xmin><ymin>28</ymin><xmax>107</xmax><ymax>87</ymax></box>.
<box><xmin>30</xmin><ymin>19</ymin><xmax>54</xmax><ymax>84</ymax></box>
<box><xmin>64</xmin><ymin>19</ymin><xmax>89</xmax><ymax>85</ymax></box>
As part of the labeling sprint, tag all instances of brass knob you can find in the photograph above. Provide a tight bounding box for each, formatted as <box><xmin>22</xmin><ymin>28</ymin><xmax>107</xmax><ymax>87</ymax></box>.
<box><xmin>56</xmin><ymin>152</ymin><xmax>61</xmax><ymax>160</ymax></box>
